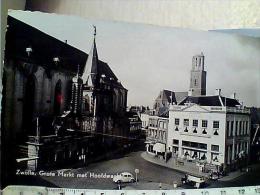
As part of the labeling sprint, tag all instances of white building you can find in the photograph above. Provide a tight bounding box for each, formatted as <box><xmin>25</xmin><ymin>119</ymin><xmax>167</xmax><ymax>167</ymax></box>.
<box><xmin>143</xmin><ymin>53</ymin><xmax>251</xmax><ymax>172</ymax></box>
<box><xmin>167</xmin><ymin>92</ymin><xmax>251</xmax><ymax>171</ymax></box>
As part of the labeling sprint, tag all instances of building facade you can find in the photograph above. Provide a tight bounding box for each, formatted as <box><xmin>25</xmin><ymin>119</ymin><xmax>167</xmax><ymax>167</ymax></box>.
<box><xmin>167</xmin><ymin>92</ymin><xmax>251</xmax><ymax>172</ymax></box>
<box><xmin>145</xmin><ymin>115</ymin><xmax>168</xmax><ymax>158</ymax></box>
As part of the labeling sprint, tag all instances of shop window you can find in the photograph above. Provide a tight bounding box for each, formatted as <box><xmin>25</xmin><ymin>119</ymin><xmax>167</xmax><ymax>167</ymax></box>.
<box><xmin>211</xmin><ymin>145</ymin><xmax>219</xmax><ymax>152</ymax></box>
<box><xmin>173</xmin><ymin>139</ymin><xmax>179</xmax><ymax>145</ymax></box>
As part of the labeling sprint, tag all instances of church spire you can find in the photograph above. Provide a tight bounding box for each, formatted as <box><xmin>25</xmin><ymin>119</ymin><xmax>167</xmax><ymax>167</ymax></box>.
<box><xmin>82</xmin><ymin>25</ymin><xmax>99</xmax><ymax>87</ymax></box>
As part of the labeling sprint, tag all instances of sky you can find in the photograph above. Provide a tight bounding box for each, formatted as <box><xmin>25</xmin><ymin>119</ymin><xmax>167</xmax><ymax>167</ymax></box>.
<box><xmin>9</xmin><ymin>10</ymin><xmax>260</xmax><ymax>108</ymax></box>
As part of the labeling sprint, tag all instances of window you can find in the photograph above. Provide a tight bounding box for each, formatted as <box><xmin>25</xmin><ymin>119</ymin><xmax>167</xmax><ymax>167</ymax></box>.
<box><xmin>230</xmin><ymin>121</ymin><xmax>234</xmax><ymax>136</ymax></box>
<box><xmin>227</xmin><ymin>121</ymin><xmax>230</xmax><ymax>136</ymax></box>
<box><xmin>235</xmin><ymin>121</ymin><xmax>238</xmax><ymax>136</ymax></box>
<box><xmin>213</xmin><ymin>121</ymin><xmax>219</xmax><ymax>128</ymax></box>
<box><xmin>182</xmin><ymin>140</ymin><xmax>207</xmax><ymax>150</ymax></box>
<box><xmin>243</xmin><ymin>121</ymin><xmax>245</xmax><ymax>135</ymax></box>
<box><xmin>175</xmin><ymin>126</ymin><xmax>179</xmax><ymax>131</ymax></box>
<box><xmin>239</xmin><ymin>121</ymin><xmax>242</xmax><ymax>135</ymax></box>
<box><xmin>194</xmin><ymin>79</ymin><xmax>197</xmax><ymax>86</ymax></box>
<box><xmin>184</xmin><ymin>119</ymin><xmax>189</xmax><ymax>126</ymax></box>
<box><xmin>245</xmin><ymin>121</ymin><xmax>248</xmax><ymax>135</ymax></box>
<box><xmin>175</xmin><ymin>118</ymin><xmax>180</xmax><ymax>125</ymax></box>
<box><xmin>173</xmin><ymin>139</ymin><xmax>179</xmax><ymax>145</ymax></box>
<box><xmin>193</xmin><ymin>128</ymin><xmax>197</xmax><ymax>133</ymax></box>
<box><xmin>211</xmin><ymin>145</ymin><xmax>219</xmax><ymax>152</ymax></box>
<box><xmin>202</xmin><ymin>120</ymin><xmax>208</xmax><ymax>128</ymax></box>
<box><xmin>193</xmin><ymin>120</ymin><xmax>198</xmax><ymax>127</ymax></box>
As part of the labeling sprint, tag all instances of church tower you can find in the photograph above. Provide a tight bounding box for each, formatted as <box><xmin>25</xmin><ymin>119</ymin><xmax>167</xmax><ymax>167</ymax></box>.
<box><xmin>189</xmin><ymin>52</ymin><xmax>207</xmax><ymax>96</ymax></box>
<box><xmin>82</xmin><ymin>26</ymin><xmax>99</xmax><ymax>116</ymax></box>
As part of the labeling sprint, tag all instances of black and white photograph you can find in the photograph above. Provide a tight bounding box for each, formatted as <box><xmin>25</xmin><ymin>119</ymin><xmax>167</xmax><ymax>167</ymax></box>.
<box><xmin>1</xmin><ymin>0</ymin><xmax>260</xmax><ymax>193</ymax></box>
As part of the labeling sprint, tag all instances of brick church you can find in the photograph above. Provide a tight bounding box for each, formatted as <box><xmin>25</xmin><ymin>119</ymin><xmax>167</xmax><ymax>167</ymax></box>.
<box><xmin>1</xmin><ymin>15</ymin><xmax>128</xmax><ymax>187</ymax></box>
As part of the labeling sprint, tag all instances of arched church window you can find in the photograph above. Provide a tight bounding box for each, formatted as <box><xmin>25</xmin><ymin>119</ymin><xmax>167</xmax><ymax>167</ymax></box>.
<box><xmin>84</xmin><ymin>94</ymin><xmax>90</xmax><ymax>112</ymax></box>
<box><xmin>54</xmin><ymin>80</ymin><xmax>62</xmax><ymax>115</ymax></box>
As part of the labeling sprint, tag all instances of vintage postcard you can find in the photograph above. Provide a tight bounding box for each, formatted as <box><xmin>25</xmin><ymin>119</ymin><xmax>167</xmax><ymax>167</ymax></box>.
<box><xmin>1</xmin><ymin>9</ymin><xmax>260</xmax><ymax>191</ymax></box>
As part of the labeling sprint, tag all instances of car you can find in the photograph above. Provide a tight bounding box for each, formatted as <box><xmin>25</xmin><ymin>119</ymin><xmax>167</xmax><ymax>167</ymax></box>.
<box><xmin>113</xmin><ymin>172</ymin><xmax>135</xmax><ymax>183</ymax></box>
<box><xmin>181</xmin><ymin>174</ymin><xmax>206</xmax><ymax>188</ymax></box>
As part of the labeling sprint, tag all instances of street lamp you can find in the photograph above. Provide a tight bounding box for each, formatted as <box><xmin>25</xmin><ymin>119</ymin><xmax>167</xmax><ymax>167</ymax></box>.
<box><xmin>134</xmin><ymin>168</ymin><xmax>139</xmax><ymax>184</ymax></box>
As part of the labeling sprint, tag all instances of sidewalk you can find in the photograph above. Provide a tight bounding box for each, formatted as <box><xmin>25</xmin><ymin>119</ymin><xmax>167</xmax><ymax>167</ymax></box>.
<box><xmin>123</xmin><ymin>181</ymin><xmax>177</xmax><ymax>190</ymax></box>
<box><xmin>141</xmin><ymin>152</ymin><xmax>210</xmax><ymax>178</ymax></box>
<box><xmin>219</xmin><ymin>163</ymin><xmax>260</xmax><ymax>181</ymax></box>
<box><xmin>141</xmin><ymin>152</ymin><xmax>260</xmax><ymax>182</ymax></box>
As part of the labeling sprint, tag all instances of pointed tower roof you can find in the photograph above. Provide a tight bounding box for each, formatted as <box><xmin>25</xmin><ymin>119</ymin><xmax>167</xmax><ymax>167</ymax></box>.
<box><xmin>82</xmin><ymin>26</ymin><xmax>99</xmax><ymax>87</ymax></box>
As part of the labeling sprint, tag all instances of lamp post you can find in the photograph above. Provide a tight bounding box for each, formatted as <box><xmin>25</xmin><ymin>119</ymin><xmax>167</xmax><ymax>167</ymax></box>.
<box><xmin>134</xmin><ymin>168</ymin><xmax>139</xmax><ymax>184</ymax></box>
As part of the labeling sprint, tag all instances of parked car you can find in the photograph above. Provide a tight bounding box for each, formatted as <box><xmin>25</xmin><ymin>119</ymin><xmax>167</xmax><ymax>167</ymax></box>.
<box><xmin>181</xmin><ymin>174</ymin><xmax>206</xmax><ymax>188</ymax></box>
<box><xmin>113</xmin><ymin>172</ymin><xmax>135</xmax><ymax>183</ymax></box>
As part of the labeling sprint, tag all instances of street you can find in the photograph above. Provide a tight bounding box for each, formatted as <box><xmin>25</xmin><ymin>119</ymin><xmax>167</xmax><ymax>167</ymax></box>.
<box><xmin>15</xmin><ymin>150</ymin><xmax>260</xmax><ymax>190</ymax></box>
<box><xmin>37</xmin><ymin>150</ymin><xmax>185</xmax><ymax>189</ymax></box>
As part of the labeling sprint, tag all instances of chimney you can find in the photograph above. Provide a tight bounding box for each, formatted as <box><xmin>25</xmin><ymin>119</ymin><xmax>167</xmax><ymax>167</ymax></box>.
<box><xmin>232</xmin><ymin>92</ymin><xmax>236</xmax><ymax>99</ymax></box>
<box><xmin>215</xmin><ymin>88</ymin><xmax>221</xmax><ymax>96</ymax></box>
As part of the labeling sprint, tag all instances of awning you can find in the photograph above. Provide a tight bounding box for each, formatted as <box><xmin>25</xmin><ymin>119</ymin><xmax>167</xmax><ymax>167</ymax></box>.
<box><xmin>153</xmin><ymin>143</ymin><xmax>165</xmax><ymax>153</ymax></box>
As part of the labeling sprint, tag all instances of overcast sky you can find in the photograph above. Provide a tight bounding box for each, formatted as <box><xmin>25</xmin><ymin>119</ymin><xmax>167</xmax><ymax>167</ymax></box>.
<box><xmin>9</xmin><ymin>10</ymin><xmax>260</xmax><ymax>107</ymax></box>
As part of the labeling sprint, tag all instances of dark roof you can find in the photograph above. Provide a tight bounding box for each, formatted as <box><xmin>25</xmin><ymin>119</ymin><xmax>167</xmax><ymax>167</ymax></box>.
<box><xmin>179</xmin><ymin>95</ymin><xmax>240</xmax><ymax>107</ymax></box>
<box><xmin>98</xmin><ymin>61</ymin><xmax>124</xmax><ymax>89</ymax></box>
<box><xmin>220</xmin><ymin>97</ymin><xmax>241</xmax><ymax>107</ymax></box>
<box><xmin>5</xmin><ymin>16</ymin><xmax>87</xmax><ymax>75</ymax></box>
<box><xmin>157</xmin><ymin>90</ymin><xmax>188</xmax><ymax>104</ymax></box>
